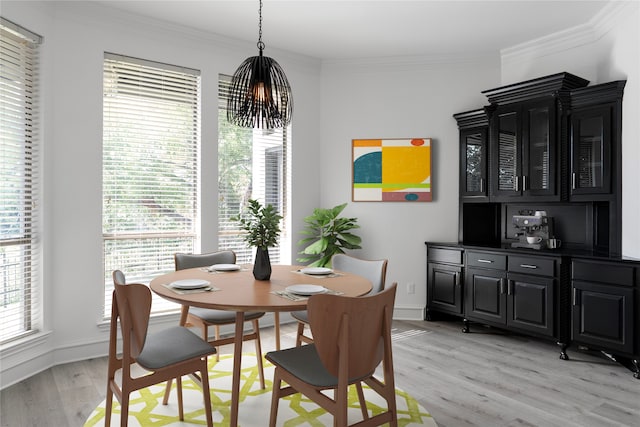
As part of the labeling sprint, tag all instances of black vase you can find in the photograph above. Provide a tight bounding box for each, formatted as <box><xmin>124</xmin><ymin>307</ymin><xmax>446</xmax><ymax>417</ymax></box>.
<box><xmin>253</xmin><ymin>247</ymin><xmax>272</xmax><ymax>280</ymax></box>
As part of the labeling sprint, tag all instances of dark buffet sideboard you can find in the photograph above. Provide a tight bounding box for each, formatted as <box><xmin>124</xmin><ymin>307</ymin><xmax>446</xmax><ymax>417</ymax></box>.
<box><xmin>425</xmin><ymin>72</ymin><xmax>639</xmax><ymax>378</ymax></box>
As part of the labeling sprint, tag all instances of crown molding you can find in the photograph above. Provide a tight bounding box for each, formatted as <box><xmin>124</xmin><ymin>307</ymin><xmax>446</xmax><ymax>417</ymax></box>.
<box><xmin>501</xmin><ymin>1</ymin><xmax>637</xmax><ymax>64</ymax></box>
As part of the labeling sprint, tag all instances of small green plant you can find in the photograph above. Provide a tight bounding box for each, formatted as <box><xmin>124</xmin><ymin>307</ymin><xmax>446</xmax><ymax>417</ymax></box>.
<box><xmin>233</xmin><ymin>199</ymin><xmax>283</xmax><ymax>250</ymax></box>
<box><xmin>297</xmin><ymin>203</ymin><xmax>362</xmax><ymax>267</ymax></box>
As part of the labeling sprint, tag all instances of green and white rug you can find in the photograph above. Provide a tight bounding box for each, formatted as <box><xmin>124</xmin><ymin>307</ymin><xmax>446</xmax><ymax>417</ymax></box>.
<box><xmin>85</xmin><ymin>354</ymin><xmax>436</xmax><ymax>426</ymax></box>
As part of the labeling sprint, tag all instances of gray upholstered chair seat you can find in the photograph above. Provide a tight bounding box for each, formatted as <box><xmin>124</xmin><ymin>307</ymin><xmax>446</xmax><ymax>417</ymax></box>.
<box><xmin>290</xmin><ymin>310</ymin><xmax>308</xmax><ymax>323</ymax></box>
<box><xmin>266</xmin><ymin>344</ymin><xmax>372</xmax><ymax>388</ymax></box>
<box><xmin>188</xmin><ymin>307</ymin><xmax>265</xmax><ymax>324</ymax></box>
<box><xmin>138</xmin><ymin>326</ymin><xmax>215</xmax><ymax>370</ymax></box>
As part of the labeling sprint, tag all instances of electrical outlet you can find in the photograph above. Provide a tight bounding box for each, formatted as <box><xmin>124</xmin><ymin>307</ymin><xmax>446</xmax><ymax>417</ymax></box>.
<box><xmin>407</xmin><ymin>282</ymin><xmax>415</xmax><ymax>294</ymax></box>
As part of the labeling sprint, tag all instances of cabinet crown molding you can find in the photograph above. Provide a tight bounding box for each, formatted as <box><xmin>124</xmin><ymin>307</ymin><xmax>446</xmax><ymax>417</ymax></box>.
<box><xmin>482</xmin><ymin>72</ymin><xmax>589</xmax><ymax>105</ymax></box>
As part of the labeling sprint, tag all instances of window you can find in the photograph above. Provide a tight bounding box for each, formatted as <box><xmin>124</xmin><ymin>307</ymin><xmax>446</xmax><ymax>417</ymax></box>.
<box><xmin>102</xmin><ymin>53</ymin><xmax>200</xmax><ymax>318</ymax></box>
<box><xmin>217</xmin><ymin>75</ymin><xmax>289</xmax><ymax>263</ymax></box>
<box><xmin>0</xmin><ymin>18</ymin><xmax>42</xmax><ymax>344</ymax></box>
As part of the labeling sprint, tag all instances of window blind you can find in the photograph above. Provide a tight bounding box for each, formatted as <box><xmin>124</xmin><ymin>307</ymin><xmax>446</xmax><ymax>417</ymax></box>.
<box><xmin>217</xmin><ymin>75</ymin><xmax>288</xmax><ymax>263</ymax></box>
<box><xmin>102</xmin><ymin>53</ymin><xmax>201</xmax><ymax>318</ymax></box>
<box><xmin>0</xmin><ymin>18</ymin><xmax>42</xmax><ymax>344</ymax></box>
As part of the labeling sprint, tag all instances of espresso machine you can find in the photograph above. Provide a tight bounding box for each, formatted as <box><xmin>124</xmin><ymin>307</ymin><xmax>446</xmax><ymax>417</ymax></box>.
<box><xmin>511</xmin><ymin>210</ymin><xmax>555</xmax><ymax>250</ymax></box>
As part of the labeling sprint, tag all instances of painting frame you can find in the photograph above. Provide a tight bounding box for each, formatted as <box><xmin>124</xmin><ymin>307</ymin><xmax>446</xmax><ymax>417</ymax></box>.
<box><xmin>352</xmin><ymin>138</ymin><xmax>432</xmax><ymax>202</ymax></box>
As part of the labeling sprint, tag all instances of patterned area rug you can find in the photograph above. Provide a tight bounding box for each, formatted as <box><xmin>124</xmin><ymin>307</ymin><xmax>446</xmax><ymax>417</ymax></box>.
<box><xmin>85</xmin><ymin>353</ymin><xmax>437</xmax><ymax>426</ymax></box>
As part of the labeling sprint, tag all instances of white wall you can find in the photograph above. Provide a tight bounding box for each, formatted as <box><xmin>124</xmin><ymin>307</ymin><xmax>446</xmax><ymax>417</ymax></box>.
<box><xmin>501</xmin><ymin>1</ymin><xmax>640</xmax><ymax>257</ymax></box>
<box><xmin>319</xmin><ymin>57</ymin><xmax>500</xmax><ymax>318</ymax></box>
<box><xmin>2</xmin><ymin>0</ymin><xmax>636</xmax><ymax>389</ymax></box>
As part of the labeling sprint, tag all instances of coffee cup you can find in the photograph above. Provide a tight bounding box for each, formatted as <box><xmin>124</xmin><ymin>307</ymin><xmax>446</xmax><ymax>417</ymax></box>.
<box><xmin>526</xmin><ymin>235</ymin><xmax>542</xmax><ymax>244</ymax></box>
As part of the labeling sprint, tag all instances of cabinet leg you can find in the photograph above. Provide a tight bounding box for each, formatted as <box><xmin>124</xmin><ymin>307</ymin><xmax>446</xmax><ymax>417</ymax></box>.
<box><xmin>557</xmin><ymin>341</ymin><xmax>569</xmax><ymax>360</ymax></box>
<box><xmin>632</xmin><ymin>359</ymin><xmax>639</xmax><ymax>379</ymax></box>
<box><xmin>425</xmin><ymin>308</ymin><xmax>432</xmax><ymax>321</ymax></box>
<box><xmin>462</xmin><ymin>318</ymin><xmax>469</xmax><ymax>333</ymax></box>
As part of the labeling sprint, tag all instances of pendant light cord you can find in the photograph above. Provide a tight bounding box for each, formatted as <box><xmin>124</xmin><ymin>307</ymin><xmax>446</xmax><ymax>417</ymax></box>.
<box><xmin>257</xmin><ymin>0</ymin><xmax>265</xmax><ymax>53</ymax></box>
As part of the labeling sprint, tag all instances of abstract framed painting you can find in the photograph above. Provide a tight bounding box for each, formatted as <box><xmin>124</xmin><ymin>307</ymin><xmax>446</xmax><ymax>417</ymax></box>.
<box><xmin>352</xmin><ymin>138</ymin><xmax>432</xmax><ymax>202</ymax></box>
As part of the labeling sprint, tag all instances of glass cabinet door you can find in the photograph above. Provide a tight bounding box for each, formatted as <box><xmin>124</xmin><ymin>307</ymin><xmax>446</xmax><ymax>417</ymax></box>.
<box><xmin>571</xmin><ymin>106</ymin><xmax>611</xmax><ymax>195</ymax></box>
<box><xmin>461</xmin><ymin>129</ymin><xmax>487</xmax><ymax>197</ymax></box>
<box><xmin>496</xmin><ymin>111</ymin><xmax>519</xmax><ymax>194</ymax></box>
<box><xmin>526</xmin><ymin>106</ymin><xmax>550</xmax><ymax>192</ymax></box>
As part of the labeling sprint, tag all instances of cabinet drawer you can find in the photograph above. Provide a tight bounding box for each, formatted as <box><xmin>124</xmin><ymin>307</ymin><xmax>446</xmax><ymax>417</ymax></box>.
<box><xmin>508</xmin><ymin>256</ymin><xmax>556</xmax><ymax>277</ymax></box>
<box><xmin>428</xmin><ymin>247</ymin><xmax>463</xmax><ymax>265</ymax></box>
<box><xmin>466</xmin><ymin>251</ymin><xmax>506</xmax><ymax>270</ymax></box>
<box><xmin>572</xmin><ymin>259</ymin><xmax>635</xmax><ymax>287</ymax></box>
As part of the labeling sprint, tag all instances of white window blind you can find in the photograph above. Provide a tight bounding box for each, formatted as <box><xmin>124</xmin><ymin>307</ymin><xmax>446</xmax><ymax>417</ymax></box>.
<box><xmin>103</xmin><ymin>53</ymin><xmax>201</xmax><ymax>318</ymax></box>
<box><xmin>0</xmin><ymin>18</ymin><xmax>42</xmax><ymax>344</ymax></box>
<box><xmin>217</xmin><ymin>74</ymin><xmax>288</xmax><ymax>263</ymax></box>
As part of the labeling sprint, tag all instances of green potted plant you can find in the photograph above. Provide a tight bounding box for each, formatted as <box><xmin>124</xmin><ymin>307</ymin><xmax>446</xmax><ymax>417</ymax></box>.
<box><xmin>233</xmin><ymin>199</ymin><xmax>283</xmax><ymax>280</ymax></box>
<box><xmin>297</xmin><ymin>203</ymin><xmax>362</xmax><ymax>267</ymax></box>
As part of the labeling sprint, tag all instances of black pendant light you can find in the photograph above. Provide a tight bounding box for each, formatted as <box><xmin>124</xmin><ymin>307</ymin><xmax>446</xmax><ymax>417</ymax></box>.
<box><xmin>227</xmin><ymin>0</ymin><xmax>293</xmax><ymax>129</ymax></box>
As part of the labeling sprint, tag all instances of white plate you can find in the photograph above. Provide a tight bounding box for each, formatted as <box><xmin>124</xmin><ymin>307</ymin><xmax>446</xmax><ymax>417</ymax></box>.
<box><xmin>170</xmin><ymin>279</ymin><xmax>210</xmax><ymax>289</ymax></box>
<box><xmin>285</xmin><ymin>284</ymin><xmax>327</xmax><ymax>296</ymax></box>
<box><xmin>300</xmin><ymin>267</ymin><xmax>333</xmax><ymax>275</ymax></box>
<box><xmin>209</xmin><ymin>263</ymin><xmax>241</xmax><ymax>271</ymax></box>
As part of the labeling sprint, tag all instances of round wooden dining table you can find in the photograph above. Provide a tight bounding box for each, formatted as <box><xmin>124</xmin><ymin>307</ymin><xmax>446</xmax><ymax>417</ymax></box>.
<box><xmin>150</xmin><ymin>264</ymin><xmax>372</xmax><ymax>427</ymax></box>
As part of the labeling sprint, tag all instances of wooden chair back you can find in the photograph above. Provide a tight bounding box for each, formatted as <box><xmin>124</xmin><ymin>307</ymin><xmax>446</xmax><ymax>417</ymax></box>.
<box><xmin>331</xmin><ymin>254</ymin><xmax>388</xmax><ymax>294</ymax></box>
<box><xmin>112</xmin><ymin>273</ymin><xmax>152</xmax><ymax>361</ymax></box>
<box><xmin>308</xmin><ymin>283</ymin><xmax>397</xmax><ymax>380</ymax></box>
<box><xmin>175</xmin><ymin>250</ymin><xmax>236</xmax><ymax>270</ymax></box>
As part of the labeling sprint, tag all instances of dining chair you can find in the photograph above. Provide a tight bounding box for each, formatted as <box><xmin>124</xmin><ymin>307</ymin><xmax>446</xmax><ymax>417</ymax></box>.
<box><xmin>106</xmin><ymin>270</ymin><xmax>215</xmax><ymax>427</ymax></box>
<box><xmin>292</xmin><ymin>254</ymin><xmax>388</xmax><ymax>346</ymax></box>
<box><xmin>266</xmin><ymin>283</ymin><xmax>398</xmax><ymax>427</ymax></box>
<box><xmin>173</xmin><ymin>251</ymin><xmax>265</xmax><ymax>386</ymax></box>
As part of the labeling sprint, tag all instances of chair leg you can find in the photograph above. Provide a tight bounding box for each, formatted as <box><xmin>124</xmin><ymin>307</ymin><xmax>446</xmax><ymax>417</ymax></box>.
<box><xmin>269</xmin><ymin>370</ymin><xmax>282</xmax><ymax>427</ymax></box>
<box><xmin>162</xmin><ymin>379</ymin><xmax>173</xmax><ymax>405</ymax></box>
<box><xmin>214</xmin><ymin>325</ymin><xmax>220</xmax><ymax>362</ymax></box>
<box><xmin>119</xmin><ymin>392</ymin><xmax>130</xmax><ymax>427</ymax></box>
<box><xmin>252</xmin><ymin>319</ymin><xmax>265</xmax><ymax>389</ymax></box>
<box><xmin>295</xmin><ymin>321</ymin><xmax>305</xmax><ymax>347</ymax></box>
<box><xmin>200</xmin><ymin>360</ymin><xmax>214</xmax><ymax>427</ymax></box>
<box><xmin>105</xmin><ymin>384</ymin><xmax>113</xmax><ymax>427</ymax></box>
<box><xmin>335</xmin><ymin>384</ymin><xmax>349</xmax><ymax>427</ymax></box>
<box><xmin>355</xmin><ymin>382</ymin><xmax>369</xmax><ymax>419</ymax></box>
<box><xmin>177</xmin><ymin>376</ymin><xmax>184</xmax><ymax>421</ymax></box>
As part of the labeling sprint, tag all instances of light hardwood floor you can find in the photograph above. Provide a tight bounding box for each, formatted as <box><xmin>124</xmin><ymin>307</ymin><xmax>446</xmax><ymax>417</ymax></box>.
<box><xmin>1</xmin><ymin>319</ymin><xmax>638</xmax><ymax>426</ymax></box>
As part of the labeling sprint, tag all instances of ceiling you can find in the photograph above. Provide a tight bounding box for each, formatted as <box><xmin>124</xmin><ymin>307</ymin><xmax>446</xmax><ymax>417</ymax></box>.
<box><xmin>93</xmin><ymin>0</ymin><xmax>610</xmax><ymax>60</ymax></box>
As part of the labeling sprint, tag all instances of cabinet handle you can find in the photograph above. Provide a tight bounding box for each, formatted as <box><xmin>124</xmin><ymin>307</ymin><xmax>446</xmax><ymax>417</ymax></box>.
<box><xmin>572</xmin><ymin>172</ymin><xmax>576</xmax><ymax>190</ymax></box>
<box><xmin>572</xmin><ymin>288</ymin><xmax>579</xmax><ymax>306</ymax></box>
<box><xmin>522</xmin><ymin>175</ymin><xmax>527</xmax><ymax>191</ymax></box>
<box><xmin>500</xmin><ymin>278</ymin><xmax>507</xmax><ymax>294</ymax></box>
<box><xmin>480</xmin><ymin>178</ymin><xmax>484</xmax><ymax>193</ymax></box>
<box><xmin>519</xmin><ymin>264</ymin><xmax>538</xmax><ymax>269</ymax></box>
<box><xmin>515</xmin><ymin>176</ymin><xmax>520</xmax><ymax>191</ymax></box>
<box><xmin>477</xmin><ymin>259</ymin><xmax>493</xmax><ymax>264</ymax></box>
<box><xmin>454</xmin><ymin>272</ymin><xmax>459</xmax><ymax>287</ymax></box>
<box><xmin>507</xmin><ymin>280</ymin><xmax>514</xmax><ymax>295</ymax></box>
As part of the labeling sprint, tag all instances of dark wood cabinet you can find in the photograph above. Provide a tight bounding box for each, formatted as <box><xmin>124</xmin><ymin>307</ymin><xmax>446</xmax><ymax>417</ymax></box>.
<box><xmin>571</xmin><ymin>259</ymin><xmax>636</xmax><ymax>357</ymax></box>
<box><xmin>568</xmin><ymin>81</ymin><xmax>625</xmax><ymax>200</ymax></box>
<box><xmin>426</xmin><ymin>245</ymin><xmax>464</xmax><ymax>319</ymax></box>
<box><xmin>570</xmin><ymin>105</ymin><xmax>612</xmax><ymax>196</ymax></box>
<box><xmin>465</xmin><ymin>265</ymin><xmax>506</xmax><ymax>325</ymax></box>
<box><xmin>572</xmin><ymin>281</ymin><xmax>634</xmax><ymax>354</ymax></box>
<box><xmin>491</xmin><ymin>98</ymin><xmax>557</xmax><ymax>201</ymax></box>
<box><xmin>454</xmin><ymin>109</ymin><xmax>490</xmax><ymax>201</ymax></box>
<box><xmin>464</xmin><ymin>250</ymin><xmax>558</xmax><ymax>341</ymax></box>
<box><xmin>455</xmin><ymin>74</ymin><xmax>625</xmax><ymax>256</ymax></box>
<box><xmin>442</xmin><ymin>72</ymin><xmax>634</xmax><ymax>375</ymax></box>
<box><xmin>461</xmin><ymin>128</ymin><xmax>488</xmax><ymax>198</ymax></box>
<box><xmin>507</xmin><ymin>272</ymin><xmax>555</xmax><ymax>337</ymax></box>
